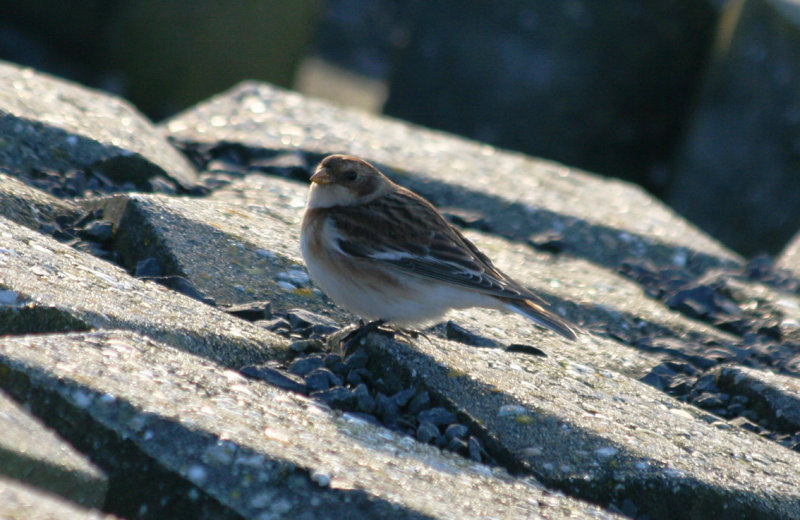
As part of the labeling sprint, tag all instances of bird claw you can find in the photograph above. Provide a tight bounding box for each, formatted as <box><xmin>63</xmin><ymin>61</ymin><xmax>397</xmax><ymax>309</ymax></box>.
<box><xmin>339</xmin><ymin>319</ymin><xmax>388</xmax><ymax>354</ymax></box>
<box><xmin>394</xmin><ymin>328</ymin><xmax>428</xmax><ymax>343</ymax></box>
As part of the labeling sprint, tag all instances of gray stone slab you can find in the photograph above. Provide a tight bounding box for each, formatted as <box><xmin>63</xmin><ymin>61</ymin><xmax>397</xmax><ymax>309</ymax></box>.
<box><xmin>75</xmin><ymin>178</ymin><xmax>798</xmax><ymax>518</ymax></box>
<box><xmin>0</xmin><ymin>60</ymin><xmax>196</xmax><ymax>189</ymax></box>
<box><xmin>0</xmin><ymin>330</ymin><xmax>622</xmax><ymax>520</ymax></box>
<box><xmin>163</xmin><ymin>81</ymin><xmax>742</xmax><ymax>273</ymax></box>
<box><xmin>0</xmin><ymin>476</ymin><xmax>116</xmax><ymax>520</ymax></box>
<box><xmin>778</xmin><ymin>230</ymin><xmax>800</xmax><ymax>280</ymax></box>
<box><xmin>715</xmin><ymin>365</ymin><xmax>800</xmax><ymax>431</ymax></box>
<box><xmin>84</xmin><ymin>191</ymin><xmax>329</xmax><ymax>316</ymax></box>
<box><xmin>0</xmin><ymin>389</ymin><xmax>107</xmax><ymax>507</ymax></box>
<box><xmin>0</xmin><ymin>172</ymin><xmax>77</xmax><ymax>233</ymax></box>
<box><xmin>0</xmin><ymin>215</ymin><xmax>286</xmax><ymax>367</ymax></box>
<box><xmin>359</xmin><ymin>331</ymin><xmax>800</xmax><ymax>520</ymax></box>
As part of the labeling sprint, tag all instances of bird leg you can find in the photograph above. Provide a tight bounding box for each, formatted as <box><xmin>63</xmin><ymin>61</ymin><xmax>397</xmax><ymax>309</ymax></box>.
<box><xmin>394</xmin><ymin>327</ymin><xmax>430</xmax><ymax>343</ymax></box>
<box><xmin>339</xmin><ymin>319</ymin><xmax>387</xmax><ymax>353</ymax></box>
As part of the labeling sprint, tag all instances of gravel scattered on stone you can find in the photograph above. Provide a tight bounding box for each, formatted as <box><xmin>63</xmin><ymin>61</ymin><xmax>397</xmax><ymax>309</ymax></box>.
<box><xmin>233</xmin><ymin>304</ymin><xmax>497</xmax><ymax>463</ymax></box>
<box><xmin>619</xmin><ymin>257</ymin><xmax>800</xmax><ymax>450</ymax></box>
<box><xmin>10</xmin><ymin>117</ymin><xmax>799</xmax><ymax>463</ymax></box>
<box><xmin>4</xmin><ymin>72</ymin><xmax>800</xmax><ymax>518</ymax></box>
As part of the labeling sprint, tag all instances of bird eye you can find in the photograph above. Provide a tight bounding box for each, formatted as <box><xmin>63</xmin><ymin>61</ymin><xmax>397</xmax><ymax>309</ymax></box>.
<box><xmin>345</xmin><ymin>170</ymin><xmax>358</xmax><ymax>181</ymax></box>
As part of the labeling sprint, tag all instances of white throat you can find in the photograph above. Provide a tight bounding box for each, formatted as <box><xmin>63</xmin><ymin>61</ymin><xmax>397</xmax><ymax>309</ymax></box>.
<box><xmin>306</xmin><ymin>183</ymin><xmax>357</xmax><ymax>209</ymax></box>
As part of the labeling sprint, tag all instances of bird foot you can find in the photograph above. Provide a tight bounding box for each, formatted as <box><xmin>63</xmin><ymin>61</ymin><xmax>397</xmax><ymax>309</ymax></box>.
<box><xmin>339</xmin><ymin>319</ymin><xmax>388</xmax><ymax>354</ymax></box>
<box><xmin>394</xmin><ymin>328</ymin><xmax>429</xmax><ymax>343</ymax></box>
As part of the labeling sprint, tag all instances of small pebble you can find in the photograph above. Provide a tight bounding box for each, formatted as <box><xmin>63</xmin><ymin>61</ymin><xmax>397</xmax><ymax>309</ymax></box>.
<box><xmin>353</xmin><ymin>384</ymin><xmax>376</xmax><ymax>414</ymax></box>
<box><xmin>390</xmin><ymin>388</ymin><xmax>416</xmax><ymax>408</ymax></box>
<box><xmin>526</xmin><ymin>231</ymin><xmax>566</xmax><ymax>254</ymax></box>
<box><xmin>726</xmin><ymin>403</ymin><xmax>745</xmax><ymax>416</ymax></box>
<box><xmin>445</xmin><ymin>423</ymin><xmax>469</xmax><ymax>441</ymax></box>
<box><xmin>239</xmin><ymin>364</ymin><xmax>307</xmax><ymax>394</ymax></box>
<box><xmin>311</xmin><ymin>387</ymin><xmax>357</xmax><ymax>409</ymax></box>
<box><xmin>304</xmin><ymin>368</ymin><xmax>342</xmax><ymax>392</ymax></box>
<box><xmin>619</xmin><ymin>498</ymin><xmax>639</xmax><ymax>518</ymax></box>
<box><xmin>286</xmin><ymin>308</ymin><xmax>338</xmax><ymax>330</ymax></box>
<box><xmin>344</xmin><ymin>349</ymin><xmax>369</xmax><ymax>370</ymax></box>
<box><xmin>416</xmin><ymin>421</ymin><xmax>441</xmax><ymax>444</ymax></box>
<box><xmin>72</xmin><ymin>240</ymin><xmax>109</xmax><ymax>258</ymax></box>
<box><xmin>323</xmin><ymin>353</ymin><xmax>343</xmax><ymax>367</ymax></box>
<box><xmin>729</xmin><ymin>416</ymin><xmax>763</xmax><ymax>433</ymax></box>
<box><xmin>79</xmin><ymin>220</ymin><xmax>114</xmax><ymax>243</ymax></box>
<box><xmin>686</xmin><ymin>354</ymin><xmax>718</xmax><ymax>370</ymax></box>
<box><xmin>407</xmin><ymin>391</ymin><xmax>431</xmax><ymax>415</ymax></box>
<box><xmin>288</xmin><ymin>356</ymin><xmax>324</xmax><ymax>377</ymax></box>
<box><xmin>369</xmin><ymin>377</ymin><xmax>391</xmax><ymax>396</ymax></box>
<box><xmin>445</xmin><ymin>321</ymin><xmax>498</xmax><ymax>348</ymax></box>
<box><xmin>310</xmin><ymin>470</ymin><xmax>331</xmax><ymax>488</ymax></box>
<box><xmin>594</xmin><ymin>446</ymin><xmax>618</xmax><ymax>459</ymax></box>
<box><xmin>666</xmin><ymin>286</ymin><xmax>718</xmax><ymax>319</ymax></box>
<box><xmin>664</xmin><ymin>360</ymin><xmax>698</xmax><ymax>375</ymax></box>
<box><xmin>730</xmin><ymin>395</ymin><xmax>749</xmax><ymax>405</ymax></box>
<box><xmin>640</xmin><ymin>371</ymin><xmax>670</xmax><ymax>391</ymax></box>
<box><xmin>147</xmin><ymin>176</ymin><xmax>177</xmax><ymax>194</ymax></box>
<box><xmin>467</xmin><ymin>437</ymin><xmax>485</xmax><ymax>462</ymax></box>
<box><xmin>640</xmin><ymin>361</ymin><xmax>677</xmax><ymax>382</ymax></box>
<box><xmin>224</xmin><ymin>301</ymin><xmax>272</xmax><ymax>321</ymax></box>
<box><xmin>310</xmin><ymin>323</ymin><xmax>338</xmax><ymax>337</ymax></box>
<box><xmin>346</xmin><ymin>368</ymin><xmax>373</xmax><ymax>386</ymax></box>
<box><xmin>375</xmin><ymin>393</ymin><xmax>400</xmax><ymax>426</ymax></box>
<box><xmin>258</xmin><ymin>317</ymin><xmax>292</xmax><ymax>333</ymax></box>
<box><xmin>418</xmin><ymin>407</ymin><xmax>457</xmax><ymax>426</ymax></box>
<box><xmin>666</xmin><ymin>375</ymin><xmax>693</xmax><ymax>395</ymax></box>
<box><xmin>693</xmin><ymin>374</ymin><xmax>719</xmax><ymax>394</ymax></box>
<box><xmin>276</xmin><ymin>280</ymin><xmax>296</xmax><ymax>291</ymax></box>
<box><xmin>446</xmin><ymin>437</ymin><xmax>468</xmax><ymax>454</ymax></box>
<box><xmin>506</xmin><ymin>344</ymin><xmax>547</xmax><ymax>357</ymax></box>
<box><xmin>289</xmin><ymin>339</ymin><xmax>325</xmax><ymax>354</ymax></box>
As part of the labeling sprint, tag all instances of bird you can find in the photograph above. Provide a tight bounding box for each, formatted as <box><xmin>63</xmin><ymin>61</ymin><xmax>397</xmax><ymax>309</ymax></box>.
<box><xmin>300</xmin><ymin>154</ymin><xmax>580</xmax><ymax>341</ymax></box>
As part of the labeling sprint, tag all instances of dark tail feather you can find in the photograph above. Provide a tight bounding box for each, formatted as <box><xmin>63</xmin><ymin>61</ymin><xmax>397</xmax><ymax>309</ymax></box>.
<box><xmin>502</xmin><ymin>298</ymin><xmax>580</xmax><ymax>341</ymax></box>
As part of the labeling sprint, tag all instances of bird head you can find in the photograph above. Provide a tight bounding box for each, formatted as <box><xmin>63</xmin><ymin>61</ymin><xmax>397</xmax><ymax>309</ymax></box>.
<box><xmin>307</xmin><ymin>155</ymin><xmax>392</xmax><ymax>208</ymax></box>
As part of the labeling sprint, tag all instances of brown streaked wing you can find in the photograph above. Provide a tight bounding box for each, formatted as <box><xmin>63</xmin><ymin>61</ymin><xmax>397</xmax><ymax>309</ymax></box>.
<box><xmin>330</xmin><ymin>187</ymin><xmax>549</xmax><ymax>305</ymax></box>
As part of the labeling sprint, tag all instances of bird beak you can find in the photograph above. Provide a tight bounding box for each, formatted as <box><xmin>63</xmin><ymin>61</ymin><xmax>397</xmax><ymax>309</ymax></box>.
<box><xmin>310</xmin><ymin>168</ymin><xmax>333</xmax><ymax>185</ymax></box>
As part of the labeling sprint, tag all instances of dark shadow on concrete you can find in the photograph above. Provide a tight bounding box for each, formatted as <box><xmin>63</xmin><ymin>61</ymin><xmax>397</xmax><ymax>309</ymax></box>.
<box><xmin>361</xmin><ymin>332</ymin><xmax>797</xmax><ymax>520</ymax></box>
<box><xmin>0</xmin><ymin>351</ymin><xmax>438</xmax><ymax>520</ymax></box>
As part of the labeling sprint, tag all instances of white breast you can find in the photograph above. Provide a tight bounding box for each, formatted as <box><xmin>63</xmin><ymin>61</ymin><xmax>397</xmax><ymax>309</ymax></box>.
<box><xmin>301</xmin><ymin>214</ymin><xmax>499</xmax><ymax>326</ymax></box>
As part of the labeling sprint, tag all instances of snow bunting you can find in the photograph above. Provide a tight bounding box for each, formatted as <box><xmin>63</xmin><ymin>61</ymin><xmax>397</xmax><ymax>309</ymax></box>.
<box><xmin>301</xmin><ymin>154</ymin><xmax>580</xmax><ymax>340</ymax></box>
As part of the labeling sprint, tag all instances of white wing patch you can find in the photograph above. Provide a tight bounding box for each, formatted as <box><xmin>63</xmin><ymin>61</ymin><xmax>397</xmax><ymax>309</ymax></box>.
<box><xmin>368</xmin><ymin>250</ymin><xmax>416</xmax><ymax>261</ymax></box>
<box><xmin>321</xmin><ymin>219</ymin><xmax>349</xmax><ymax>255</ymax></box>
